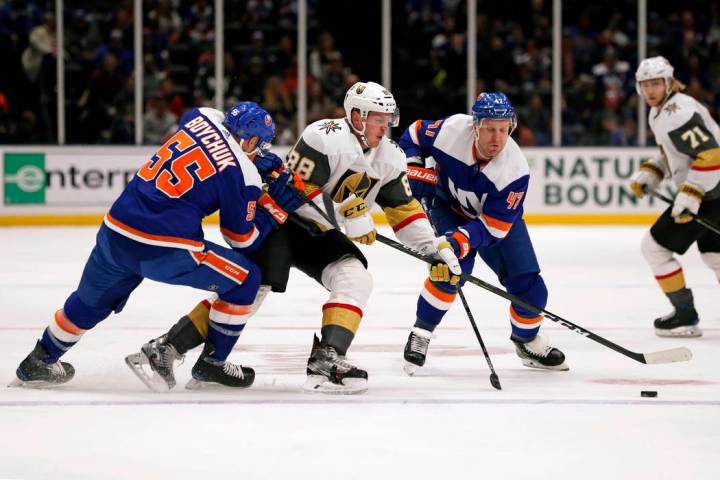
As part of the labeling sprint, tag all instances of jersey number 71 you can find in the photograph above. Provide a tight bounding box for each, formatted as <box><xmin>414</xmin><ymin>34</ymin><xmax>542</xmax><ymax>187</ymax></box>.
<box><xmin>137</xmin><ymin>130</ymin><xmax>217</xmax><ymax>198</ymax></box>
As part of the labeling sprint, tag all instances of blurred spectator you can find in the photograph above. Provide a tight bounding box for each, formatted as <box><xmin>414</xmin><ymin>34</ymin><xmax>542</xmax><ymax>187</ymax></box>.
<box><xmin>21</xmin><ymin>15</ymin><xmax>53</xmax><ymax>84</ymax></box>
<box><xmin>95</xmin><ymin>29</ymin><xmax>133</xmax><ymax>76</ymax></box>
<box><xmin>143</xmin><ymin>96</ymin><xmax>177</xmax><ymax>144</ymax></box>
<box><xmin>309</xmin><ymin>31</ymin><xmax>338</xmax><ymax>81</ymax></box>
<box><xmin>520</xmin><ymin>94</ymin><xmax>551</xmax><ymax>145</ymax></box>
<box><xmin>2</xmin><ymin>0</ymin><xmax>718</xmax><ymax>147</ymax></box>
<box><xmin>307</xmin><ymin>82</ymin><xmax>335</xmax><ymax>123</ymax></box>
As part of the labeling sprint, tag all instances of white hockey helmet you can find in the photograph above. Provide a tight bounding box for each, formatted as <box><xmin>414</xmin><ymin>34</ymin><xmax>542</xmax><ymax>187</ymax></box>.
<box><xmin>343</xmin><ymin>81</ymin><xmax>400</xmax><ymax>129</ymax></box>
<box><xmin>635</xmin><ymin>56</ymin><xmax>674</xmax><ymax>95</ymax></box>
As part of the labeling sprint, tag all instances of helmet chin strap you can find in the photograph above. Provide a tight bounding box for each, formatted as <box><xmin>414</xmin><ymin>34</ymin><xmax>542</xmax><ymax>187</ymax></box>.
<box><xmin>349</xmin><ymin>117</ymin><xmax>370</xmax><ymax>149</ymax></box>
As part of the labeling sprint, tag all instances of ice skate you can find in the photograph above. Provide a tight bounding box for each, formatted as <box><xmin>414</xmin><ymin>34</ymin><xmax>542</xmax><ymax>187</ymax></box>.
<box><xmin>10</xmin><ymin>341</ymin><xmax>75</xmax><ymax>388</ymax></box>
<box><xmin>654</xmin><ymin>307</ymin><xmax>702</xmax><ymax>338</ymax></box>
<box><xmin>303</xmin><ymin>334</ymin><xmax>368</xmax><ymax>394</ymax></box>
<box><xmin>185</xmin><ymin>343</ymin><xmax>255</xmax><ymax>389</ymax></box>
<box><xmin>512</xmin><ymin>333</ymin><xmax>568</xmax><ymax>371</ymax></box>
<box><xmin>403</xmin><ymin>327</ymin><xmax>434</xmax><ymax>376</ymax></box>
<box><xmin>125</xmin><ymin>334</ymin><xmax>184</xmax><ymax>392</ymax></box>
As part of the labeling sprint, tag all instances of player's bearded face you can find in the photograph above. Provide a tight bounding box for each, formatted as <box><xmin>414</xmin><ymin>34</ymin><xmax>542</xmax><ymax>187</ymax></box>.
<box><xmin>639</xmin><ymin>78</ymin><xmax>666</xmax><ymax>107</ymax></box>
<box><xmin>473</xmin><ymin>119</ymin><xmax>511</xmax><ymax>160</ymax></box>
<box><xmin>363</xmin><ymin>112</ymin><xmax>391</xmax><ymax>147</ymax></box>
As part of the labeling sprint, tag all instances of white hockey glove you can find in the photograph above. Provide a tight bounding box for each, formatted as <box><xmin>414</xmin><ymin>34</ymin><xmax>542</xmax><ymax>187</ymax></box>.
<box><xmin>429</xmin><ymin>236</ymin><xmax>462</xmax><ymax>285</ymax></box>
<box><xmin>671</xmin><ymin>183</ymin><xmax>704</xmax><ymax>224</ymax></box>
<box><xmin>629</xmin><ymin>162</ymin><xmax>664</xmax><ymax>199</ymax></box>
<box><xmin>338</xmin><ymin>195</ymin><xmax>377</xmax><ymax>245</ymax></box>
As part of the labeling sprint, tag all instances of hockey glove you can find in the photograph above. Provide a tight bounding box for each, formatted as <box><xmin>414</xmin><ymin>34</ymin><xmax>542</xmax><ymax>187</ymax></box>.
<box><xmin>254</xmin><ymin>152</ymin><xmax>285</xmax><ymax>181</ymax></box>
<box><xmin>429</xmin><ymin>236</ymin><xmax>463</xmax><ymax>285</ymax></box>
<box><xmin>339</xmin><ymin>195</ymin><xmax>377</xmax><ymax>245</ymax></box>
<box><xmin>258</xmin><ymin>193</ymin><xmax>289</xmax><ymax>225</ymax></box>
<box><xmin>406</xmin><ymin>164</ymin><xmax>438</xmax><ymax>202</ymax></box>
<box><xmin>629</xmin><ymin>162</ymin><xmax>664</xmax><ymax>199</ymax></box>
<box><xmin>671</xmin><ymin>183</ymin><xmax>704</xmax><ymax>224</ymax></box>
<box><xmin>266</xmin><ymin>171</ymin><xmax>304</xmax><ymax>213</ymax></box>
<box><xmin>443</xmin><ymin>230</ymin><xmax>471</xmax><ymax>259</ymax></box>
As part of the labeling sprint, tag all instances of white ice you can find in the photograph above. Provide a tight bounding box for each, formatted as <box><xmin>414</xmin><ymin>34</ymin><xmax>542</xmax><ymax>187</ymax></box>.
<box><xmin>0</xmin><ymin>225</ymin><xmax>718</xmax><ymax>479</ymax></box>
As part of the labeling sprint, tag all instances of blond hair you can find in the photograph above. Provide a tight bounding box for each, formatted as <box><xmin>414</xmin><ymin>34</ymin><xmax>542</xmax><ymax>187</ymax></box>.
<box><xmin>669</xmin><ymin>78</ymin><xmax>686</xmax><ymax>93</ymax></box>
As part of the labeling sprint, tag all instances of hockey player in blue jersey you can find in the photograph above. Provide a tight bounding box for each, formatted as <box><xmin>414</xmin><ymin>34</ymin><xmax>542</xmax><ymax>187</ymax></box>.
<box><xmin>11</xmin><ymin>102</ymin><xmax>304</xmax><ymax>389</ymax></box>
<box><xmin>399</xmin><ymin>92</ymin><xmax>568</xmax><ymax>372</ymax></box>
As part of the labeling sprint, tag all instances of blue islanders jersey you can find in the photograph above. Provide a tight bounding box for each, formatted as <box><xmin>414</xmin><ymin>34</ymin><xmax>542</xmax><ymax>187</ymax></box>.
<box><xmin>399</xmin><ymin>114</ymin><xmax>530</xmax><ymax>248</ymax></box>
<box><xmin>107</xmin><ymin>107</ymin><xmax>273</xmax><ymax>252</ymax></box>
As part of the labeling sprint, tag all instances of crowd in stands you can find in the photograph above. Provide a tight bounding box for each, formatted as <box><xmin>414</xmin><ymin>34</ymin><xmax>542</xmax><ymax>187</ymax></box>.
<box><xmin>0</xmin><ymin>0</ymin><xmax>719</xmax><ymax>147</ymax></box>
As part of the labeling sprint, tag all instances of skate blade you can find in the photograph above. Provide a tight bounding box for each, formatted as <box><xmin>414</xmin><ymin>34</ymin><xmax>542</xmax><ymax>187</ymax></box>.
<box><xmin>7</xmin><ymin>377</ymin><xmax>67</xmax><ymax>389</ymax></box>
<box><xmin>302</xmin><ymin>375</ymin><xmax>368</xmax><ymax>395</ymax></box>
<box><xmin>655</xmin><ymin>326</ymin><xmax>702</xmax><ymax>338</ymax></box>
<box><xmin>520</xmin><ymin>358</ymin><xmax>569</xmax><ymax>371</ymax></box>
<box><xmin>184</xmin><ymin>378</ymin><xmax>253</xmax><ymax>390</ymax></box>
<box><xmin>124</xmin><ymin>353</ymin><xmax>173</xmax><ymax>392</ymax></box>
<box><xmin>403</xmin><ymin>362</ymin><xmax>419</xmax><ymax>376</ymax></box>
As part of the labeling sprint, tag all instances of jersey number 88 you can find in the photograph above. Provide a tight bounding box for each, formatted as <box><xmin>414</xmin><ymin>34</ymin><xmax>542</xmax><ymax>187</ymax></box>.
<box><xmin>286</xmin><ymin>149</ymin><xmax>316</xmax><ymax>181</ymax></box>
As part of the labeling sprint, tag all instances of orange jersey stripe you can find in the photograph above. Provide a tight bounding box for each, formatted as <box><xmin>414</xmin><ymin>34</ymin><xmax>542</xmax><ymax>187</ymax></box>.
<box><xmin>55</xmin><ymin>309</ymin><xmax>86</xmax><ymax>336</ymax></box>
<box><xmin>211</xmin><ymin>299</ymin><xmax>252</xmax><ymax>316</ymax></box>
<box><xmin>191</xmin><ymin>251</ymin><xmax>249</xmax><ymax>284</ymax></box>
<box><xmin>482</xmin><ymin>213</ymin><xmax>513</xmax><ymax>232</ymax></box>
<box><xmin>220</xmin><ymin>226</ymin><xmax>257</xmax><ymax>242</ymax></box>
<box><xmin>105</xmin><ymin>213</ymin><xmax>204</xmax><ymax>249</ymax></box>
<box><xmin>510</xmin><ymin>306</ymin><xmax>542</xmax><ymax>325</ymax></box>
<box><xmin>424</xmin><ymin>278</ymin><xmax>457</xmax><ymax>303</ymax></box>
<box><xmin>414</xmin><ymin>120</ymin><xmax>422</xmax><ymax>145</ymax></box>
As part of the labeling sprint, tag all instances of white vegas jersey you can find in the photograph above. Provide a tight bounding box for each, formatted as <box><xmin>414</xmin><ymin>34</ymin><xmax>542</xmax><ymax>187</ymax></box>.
<box><xmin>286</xmin><ymin>118</ymin><xmax>436</xmax><ymax>253</ymax></box>
<box><xmin>648</xmin><ymin>92</ymin><xmax>720</xmax><ymax>199</ymax></box>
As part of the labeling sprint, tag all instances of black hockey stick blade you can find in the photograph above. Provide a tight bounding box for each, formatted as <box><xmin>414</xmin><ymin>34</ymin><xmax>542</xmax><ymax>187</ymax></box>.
<box><xmin>489</xmin><ymin>373</ymin><xmax>502</xmax><ymax>390</ymax></box>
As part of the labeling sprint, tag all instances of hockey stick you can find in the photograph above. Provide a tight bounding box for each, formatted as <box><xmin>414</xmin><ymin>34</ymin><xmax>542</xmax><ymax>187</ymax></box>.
<box><xmin>458</xmin><ymin>288</ymin><xmax>502</xmax><ymax>390</ymax></box>
<box><xmin>294</xmin><ymin>189</ymin><xmax>692</xmax><ymax>365</ymax></box>
<box><xmin>420</xmin><ymin>198</ymin><xmax>501</xmax><ymax>389</ymax></box>
<box><xmin>648</xmin><ymin>190</ymin><xmax>720</xmax><ymax>237</ymax></box>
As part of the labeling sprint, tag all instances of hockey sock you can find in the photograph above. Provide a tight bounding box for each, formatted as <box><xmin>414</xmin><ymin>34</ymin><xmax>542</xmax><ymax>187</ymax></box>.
<box><xmin>320</xmin><ymin>324</ymin><xmax>354</xmax><ymax>356</ymax></box>
<box><xmin>666</xmin><ymin>287</ymin><xmax>695</xmax><ymax>311</ymax></box>
<box><xmin>206</xmin><ymin>299</ymin><xmax>252</xmax><ymax>361</ymax></box>
<box><xmin>509</xmin><ymin>305</ymin><xmax>542</xmax><ymax>341</ymax></box>
<box><xmin>166</xmin><ymin>315</ymin><xmax>206</xmax><ymax>355</ymax></box>
<box><xmin>415</xmin><ymin>278</ymin><xmax>457</xmax><ymax>331</ymax></box>
<box><xmin>40</xmin><ymin>309</ymin><xmax>87</xmax><ymax>363</ymax></box>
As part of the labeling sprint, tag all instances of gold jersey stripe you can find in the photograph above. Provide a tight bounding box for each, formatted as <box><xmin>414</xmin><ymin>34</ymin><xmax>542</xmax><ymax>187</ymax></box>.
<box><xmin>383</xmin><ymin>199</ymin><xmax>425</xmax><ymax>228</ymax></box>
<box><xmin>656</xmin><ymin>270</ymin><xmax>686</xmax><ymax>293</ymax></box>
<box><xmin>693</xmin><ymin>148</ymin><xmax>720</xmax><ymax>170</ymax></box>
<box><xmin>322</xmin><ymin>306</ymin><xmax>362</xmax><ymax>334</ymax></box>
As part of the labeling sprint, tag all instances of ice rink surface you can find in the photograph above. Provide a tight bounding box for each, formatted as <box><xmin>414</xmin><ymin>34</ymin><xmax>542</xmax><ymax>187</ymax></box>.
<box><xmin>1</xmin><ymin>225</ymin><xmax>718</xmax><ymax>479</ymax></box>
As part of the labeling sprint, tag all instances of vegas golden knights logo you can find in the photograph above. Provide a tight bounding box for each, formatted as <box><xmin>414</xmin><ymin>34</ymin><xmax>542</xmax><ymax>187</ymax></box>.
<box><xmin>331</xmin><ymin>170</ymin><xmax>379</xmax><ymax>202</ymax></box>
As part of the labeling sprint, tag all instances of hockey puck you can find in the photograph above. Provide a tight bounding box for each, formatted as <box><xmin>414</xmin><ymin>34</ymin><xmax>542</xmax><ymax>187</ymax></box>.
<box><xmin>640</xmin><ymin>391</ymin><xmax>658</xmax><ymax>398</ymax></box>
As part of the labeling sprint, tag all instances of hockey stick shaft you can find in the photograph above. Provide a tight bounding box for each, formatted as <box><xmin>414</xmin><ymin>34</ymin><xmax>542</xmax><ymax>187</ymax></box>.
<box><xmin>294</xmin><ymin>188</ymin><xmax>690</xmax><ymax>364</ymax></box>
<box><xmin>419</xmin><ymin>198</ymin><xmax>500</xmax><ymax>389</ymax></box>
<box><xmin>372</xmin><ymin>233</ymin><xmax>690</xmax><ymax>365</ymax></box>
<box><xmin>649</xmin><ymin>190</ymin><xmax>720</xmax><ymax>237</ymax></box>
<box><xmin>458</xmin><ymin>287</ymin><xmax>501</xmax><ymax>390</ymax></box>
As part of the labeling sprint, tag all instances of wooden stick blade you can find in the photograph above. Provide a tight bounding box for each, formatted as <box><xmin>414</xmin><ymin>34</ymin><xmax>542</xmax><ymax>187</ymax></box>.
<box><xmin>643</xmin><ymin>347</ymin><xmax>693</xmax><ymax>364</ymax></box>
